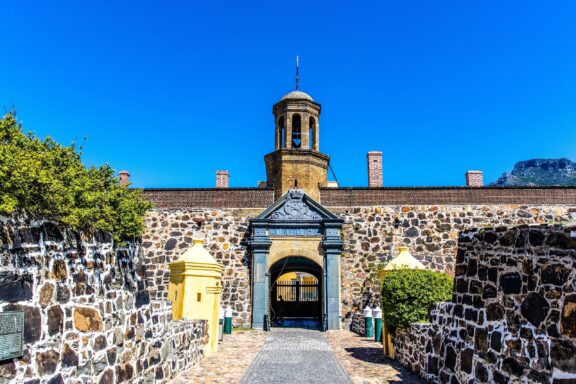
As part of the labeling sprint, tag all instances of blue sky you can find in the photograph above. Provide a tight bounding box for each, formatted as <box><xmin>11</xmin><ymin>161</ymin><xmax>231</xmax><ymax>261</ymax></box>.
<box><xmin>1</xmin><ymin>1</ymin><xmax>575</xmax><ymax>188</ymax></box>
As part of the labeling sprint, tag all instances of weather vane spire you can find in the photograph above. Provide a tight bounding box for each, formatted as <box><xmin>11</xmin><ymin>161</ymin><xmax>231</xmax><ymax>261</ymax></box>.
<box><xmin>295</xmin><ymin>55</ymin><xmax>300</xmax><ymax>91</ymax></box>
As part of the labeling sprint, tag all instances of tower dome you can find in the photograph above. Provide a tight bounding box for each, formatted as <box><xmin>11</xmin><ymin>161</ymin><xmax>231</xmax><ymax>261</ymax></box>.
<box><xmin>281</xmin><ymin>90</ymin><xmax>314</xmax><ymax>101</ymax></box>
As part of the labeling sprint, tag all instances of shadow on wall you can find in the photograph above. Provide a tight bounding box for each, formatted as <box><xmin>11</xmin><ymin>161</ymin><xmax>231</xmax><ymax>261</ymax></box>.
<box><xmin>395</xmin><ymin>224</ymin><xmax>576</xmax><ymax>383</ymax></box>
<box><xmin>347</xmin><ymin>276</ymin><xmax>380</xmax><ymax>335</ymax></box>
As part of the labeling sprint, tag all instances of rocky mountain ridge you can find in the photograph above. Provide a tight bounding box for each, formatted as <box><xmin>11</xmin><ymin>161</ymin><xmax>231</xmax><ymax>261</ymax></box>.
<box><xmin>491</xmin><ymin>158</ymin><xmax>576</xmax><ymax>186</ymax></box>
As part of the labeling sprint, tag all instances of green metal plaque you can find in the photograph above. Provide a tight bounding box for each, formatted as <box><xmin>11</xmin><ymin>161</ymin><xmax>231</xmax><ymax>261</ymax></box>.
<box><xmin>0</xmin><ymin>311</ymin><xmax>24</xmax><ymax>361</ymax></box>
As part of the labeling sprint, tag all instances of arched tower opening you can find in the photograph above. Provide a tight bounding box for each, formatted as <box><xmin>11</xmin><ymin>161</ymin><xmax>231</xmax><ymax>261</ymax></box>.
<box><xmin>277</xmin><ymin>116</ymin><xmax>285</xmax><ymax>149</ymax></box>
<box><xmin>291</xmin><ymin>113</ymin><xmax>302</xmax><ymax>148</ymax></box>
<box><xmin>309</xmin><ymin>116</ymin><xmax>317</xmax><ymax>150</ymax></box>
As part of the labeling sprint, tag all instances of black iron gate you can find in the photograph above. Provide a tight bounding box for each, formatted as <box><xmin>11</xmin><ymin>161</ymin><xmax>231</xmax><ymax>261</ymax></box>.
<box><xmin>272</xmin><ymin>277</ymin><xmax>321</xmax><ymax>319</ymax></box>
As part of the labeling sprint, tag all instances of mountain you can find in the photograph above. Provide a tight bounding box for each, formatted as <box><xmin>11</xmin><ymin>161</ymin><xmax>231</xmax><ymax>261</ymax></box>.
<box><xmin>490</xmin><ymin>158</ymin><xmax>576</xmax><ymax>186</ymax></box>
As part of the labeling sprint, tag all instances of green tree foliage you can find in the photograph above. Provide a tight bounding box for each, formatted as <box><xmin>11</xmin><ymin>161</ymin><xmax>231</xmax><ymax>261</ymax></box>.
<box><xmin>381</xmin><ymin>269</ymin><xmax>453</xmax><ymax>330</ymax></box>
<box><xmin>0</xmin><ymin>112</ymin><xmax>152</xmax><ymax>242</ymax></box>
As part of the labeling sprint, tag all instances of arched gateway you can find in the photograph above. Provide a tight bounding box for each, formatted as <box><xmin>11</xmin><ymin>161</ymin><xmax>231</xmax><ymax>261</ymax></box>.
<box><xmin>248</xmin><ymin>189</ymin><xmax>343</xmax><ymax>330</ymax></box>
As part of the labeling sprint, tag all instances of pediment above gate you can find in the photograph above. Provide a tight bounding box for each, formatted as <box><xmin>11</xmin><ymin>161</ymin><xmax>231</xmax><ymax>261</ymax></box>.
<box><xmin>255</xmin><ymin>189</ymin><xmax>339</xmax><ymax>222</ymax></box>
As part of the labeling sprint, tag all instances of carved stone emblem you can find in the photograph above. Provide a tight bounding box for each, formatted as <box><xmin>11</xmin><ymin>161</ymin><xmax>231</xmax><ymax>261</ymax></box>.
<box><xmin>270</xmin><ymin>189</ymin><xmax>322</xmax><ymax>221</ymax></box>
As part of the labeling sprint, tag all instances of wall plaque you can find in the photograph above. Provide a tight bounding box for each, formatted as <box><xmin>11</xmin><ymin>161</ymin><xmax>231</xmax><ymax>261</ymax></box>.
<box><xmin>0</xmin><ymin>311</ymin><xmax>24</xmax><ymax>361</ymax></box>
<box><xmin>269</xmin><ymin>228</ymin><xmax>321</xmax><ymax>237</ymax></box>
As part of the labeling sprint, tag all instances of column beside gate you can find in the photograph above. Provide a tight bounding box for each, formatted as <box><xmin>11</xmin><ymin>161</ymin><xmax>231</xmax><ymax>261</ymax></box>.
<box><xmin>250</xmin><ymin>227</ymin><xmax>271</xmax><ymax>330</ymax></box>
<box><xmin>323</xmin><ymin>224</ymin><xmax>343</xmax><ymax>330</ymax></box>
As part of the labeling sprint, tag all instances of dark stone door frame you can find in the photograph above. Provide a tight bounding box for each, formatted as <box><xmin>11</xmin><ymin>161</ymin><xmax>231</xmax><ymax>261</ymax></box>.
<box><xmin>248</xmin><ymin>189</ymin><xmax>343</xmax><ymax>330</ymax></box>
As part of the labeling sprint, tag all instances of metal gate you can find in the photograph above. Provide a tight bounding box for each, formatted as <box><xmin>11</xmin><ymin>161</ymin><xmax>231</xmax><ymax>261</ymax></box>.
<box><xmin>272</xmin><ymin>277</ymin><xmax>321</xmax><ymax>319</ymax></box>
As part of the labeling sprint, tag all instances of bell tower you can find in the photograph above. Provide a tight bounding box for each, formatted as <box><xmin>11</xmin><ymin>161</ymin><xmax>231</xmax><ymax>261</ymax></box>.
<box><xmin>265</xmin><ymin>59</ymin><xmax>329</xmax><ymax>201</ymax></box>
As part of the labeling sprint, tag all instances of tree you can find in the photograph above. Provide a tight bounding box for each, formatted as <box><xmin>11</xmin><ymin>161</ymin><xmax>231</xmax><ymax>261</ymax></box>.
<box><xmin>0</xmin><ymin>112</ymin><xmax>152</xmax><ymax>242</ymax></box>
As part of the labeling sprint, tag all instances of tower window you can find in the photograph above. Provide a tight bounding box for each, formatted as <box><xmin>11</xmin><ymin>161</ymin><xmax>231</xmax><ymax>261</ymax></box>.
<box><xmin>279</xmin><ymin>116</ymin><xmax>285</xmax><ymax>149</ymax></box>
<box><xmin>309</xmin><ymin>116</ymin><xmax>316</xmax><ymax>150</ymax></box>
<box><xmin>292</xmin><ymin>114</ymin><xmax>301</xmax><ymax>148</ymax></box>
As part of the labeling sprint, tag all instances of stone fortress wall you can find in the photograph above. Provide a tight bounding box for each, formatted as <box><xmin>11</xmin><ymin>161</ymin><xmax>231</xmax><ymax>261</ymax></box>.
<box><xmin>0</xmin><ymin>217</ymin><xmax>207</xmax><ymax>384</ymax></box>
<box><xmin>141</xmin><ymin>187</ymin><xmax>576</xmax><ymax>329</ymax></box>
<box><xmin>395</xmin><ymin>224</ymin><xmax>576</xmax><ymax>384</ymax></box>
<box><xmin>141</xmin><ymin>209</ymin><xmax>257</xmax><ymax>328</ymax></box>
<box><xmin>334</xmin><ymin>204</ymin><xmax>574</xmax><ymax>330</ymax></box>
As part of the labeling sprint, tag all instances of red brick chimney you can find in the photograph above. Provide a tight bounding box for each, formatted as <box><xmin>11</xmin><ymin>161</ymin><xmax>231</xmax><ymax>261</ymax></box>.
<box><xmin>216</xmin><ymin>170</ymin><xmax>229</xmax><ymax>188</ymax></box>
<box><xmin>465</xmin><ymin>170</ymin><xmax>483</xmax><ymax>187</ymax></box>
<box><xmin>367</xmin><ymin>151</ymin><xmax>383</xmax><ymax>187</ymax></box>
<box><xmin>119</xmin><ymin>170</ymin><xmax>130</xmax><ymax>186</ymax></box>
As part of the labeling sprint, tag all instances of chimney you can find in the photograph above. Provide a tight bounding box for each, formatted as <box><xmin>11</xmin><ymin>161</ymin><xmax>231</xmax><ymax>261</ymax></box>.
<box><xmin>367</xmin><ymin>151</ymin><xmax>383</xmax><ymax>187</ymax></box>
<box><xmin>119</xmin><ymin>170</ymin><xmax>130</xmax><ymax>186</ymax></box>
<box><xmin>465</xmin><ymin>170</ymin><xmax>483</xmax><ymax>187</ymax></box>
<box><xmin>216</xmin><ymin>170</ymin><xmax>229</xmax><ymax>188</ymax></box>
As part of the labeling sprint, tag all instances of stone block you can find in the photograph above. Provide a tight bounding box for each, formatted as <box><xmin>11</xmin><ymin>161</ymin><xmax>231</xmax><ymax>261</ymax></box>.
<box><xmin>0</xmin><ymin>271</ymin><xmax>33</xmax><ymax>302</ymax></box>
<box><xmin>36</xmin><ymin>349</ymin><xmax>60</xmax><ymax>376</ymax></box>
<box><xmin>52</xmin><ymin>259</ymin><xmax>68</xmax><ymax>280</ymax></box>
<box><xmin>551</xmin><ymin>339</ymin><xmax>576</xmax><ymax>373</ymax></box>
<box><xmin>500</xmin><ymin>273</ymin><xmax>522</xmax><ymax>294</ymax></box>
<box><xmin>98</xmin><ymin>369</ymin><xmax>115</xmax><ymax>384</ymax></box>
<box><xmin>74</xmin><ymin>307</ymin><xmax>103</xmax><ymax>332</ymax></box>
<box><xmin>61</xmin><ymin>343</ymin><xmax>79</xmax><ymax>367</ymax></box>
<box><xmin>521</xmin><ymin>293</ymin><xmax>550</xmax><ymax>327</ymax></box>
<box><xmin>47</xmin><ymin>305</ymin><xmax>64</xmax><ymax>336</ymax></box>
<box><xmin>542</xmin><ymin>264</ymin><xmax>570</xmax><ymax>286</ymax></box>
<box><xmin>0</xmin><ymin>360</ymin><xmax>16</xmax><ymax>380</ymax></box>
<box><xmin>561</xmin><ymin>294</ymin><xmax>576</xmax><ymax>338</ymax></box>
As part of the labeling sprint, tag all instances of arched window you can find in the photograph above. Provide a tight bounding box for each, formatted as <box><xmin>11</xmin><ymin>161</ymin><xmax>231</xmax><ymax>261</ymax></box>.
<box><xmin>278</xmin><ymin>116</ymin><xmax>285</xmax><ymax>149</ymax></box>
<box><xmin>309</xmin><ymin>116</ymin><xmax>316</xmax><ymax>150</ymax></box>
<box><xmin>292</xmin><ymin>114</ymin><xmax>301</xmax><ymax>148</ymax></box>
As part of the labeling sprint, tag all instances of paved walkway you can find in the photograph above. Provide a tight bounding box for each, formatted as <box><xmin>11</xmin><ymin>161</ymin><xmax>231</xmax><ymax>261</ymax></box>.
<box><xmin>169</xmin><ymin>330</ymin><xmax>269</xmax><ymax>384</ymax></box>
<box><xmin>169</xmin><ymin>328</ymin><xmax>424</xmax><ymax>384</ymax></box>
<box><xmin>240</xmin><ymin>329</ymin><xmax>351</xmax><ymax>384</ymax></box>
<box><xmin>325</xmin><ymin>331</ymin><xmax>424</xmax><ymax>384</ymax></box>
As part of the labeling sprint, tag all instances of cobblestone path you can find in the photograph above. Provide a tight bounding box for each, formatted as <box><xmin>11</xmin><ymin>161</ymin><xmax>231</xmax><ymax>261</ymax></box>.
<box><xmin>325</xmin><ymin>331</ymin><xmax>424</xmax><ymax>384</ymax></box>
<box><xmin>170</xmin><ymin>329</ymin><xmax>423</xmax><ymax>384</ymax></box>
<box><xmin>169</xmin><ymin>330</ymin><xmax>269</xmax><ymax>384</ymax></box>
<box><xmin>240</xmin><ymin>329</ymin><xmax>352</xmax><ymax>384</ymax></box>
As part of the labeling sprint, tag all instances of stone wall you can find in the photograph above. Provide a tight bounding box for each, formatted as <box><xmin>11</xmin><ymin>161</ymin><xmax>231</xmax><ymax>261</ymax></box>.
<box><xmin>0</xmin><ymin>217</ymin><xmax>207</xmax><ymax>384</ymax></box>
<box><xmin>395</xmin><ymin>324</ymin><xmax>429</xmax><ymax>379</ymax></box>
<box><xmin>394</xmin><ymin>224</ymin><xmax>576</xmax><ymax>383</ymax></box>
<box><xmin>141</xmin><ymin>209</ymin><xmax>258</xmax><ymax>328</ymax></box>
<box><xmin>335</xmin><ymin>205</ymin><xmax>574</xmax><ymax>330</ymax></box>
<box><xmin>349</xmin><ymin>313</ymin><xmax>365</xmax><ymax>335</ymax></box>
<box><xmin>142</xmin><ymin>205</ymin><xmax>574</xmax><ymax>331</ymax></box>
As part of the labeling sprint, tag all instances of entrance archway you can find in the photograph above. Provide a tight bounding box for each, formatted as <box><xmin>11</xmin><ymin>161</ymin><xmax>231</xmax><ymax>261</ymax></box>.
<box><xmin>248</xmin><ymin>189</ymin><xmax>343</xmax><ymax>330</ymax></box>
<box><xmin>269</xmin><ymin>256</ymin><xmax>322</xmax><ymax>327</ymax></box>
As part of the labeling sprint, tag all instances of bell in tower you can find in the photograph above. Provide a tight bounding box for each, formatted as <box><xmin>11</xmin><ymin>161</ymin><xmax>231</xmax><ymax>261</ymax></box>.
<box><xmin>264</xmin><ymin>58</ymin><xmax>330</xmax><ymax>201</ymax></box>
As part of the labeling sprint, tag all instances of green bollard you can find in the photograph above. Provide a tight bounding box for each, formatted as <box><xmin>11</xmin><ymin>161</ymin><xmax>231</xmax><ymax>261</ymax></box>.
<box><xmin>218</xmin><ymin>307</ymin><xmax>224</xmax><ymax>341</ymax></box>
<box><xmin>363</xmin><ymin>306</ymin><xmax>373</xmax><ymax>338</ymax></box>
<box><xmin>224</xmin><ymin>306</ymin><xmax>233</xmax><ymax>334</ymax></box>
<box><xmin>373</xmin><ymin>306</ymin><xmax>383</xmax><ymax>342</ymax></box>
